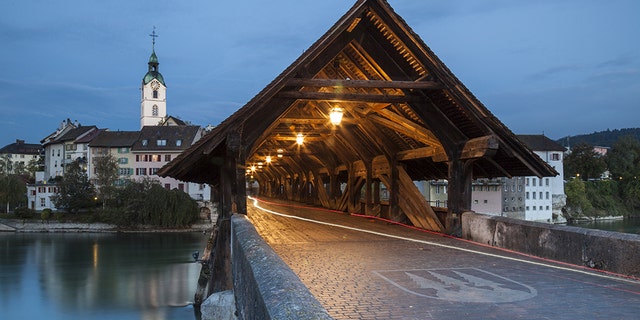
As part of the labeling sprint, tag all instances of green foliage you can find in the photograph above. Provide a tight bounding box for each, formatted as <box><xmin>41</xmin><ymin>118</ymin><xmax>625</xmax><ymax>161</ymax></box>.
<box><xmin>564</xmin><ymin>142</ymin><xmax>606</xmax><ymax>180</ymax></box>
<box><xmin>93</xmin><ymin>154</ymin><xmax>120</xmax><ymax>208</ymax></box>
<box><xmin>564</xmin><ymin>178</ymin><xmax>592</xmax><ymax>219</ymax></box>
<box><xmin>106</xmin><ymin>179</ymin><xmax>199</xmax><ymax>228</ymax></box>
<box><xmin>0</xmin><ymin>174</ymin><xmax>27</xmax><ymax>213</ymax></box>
<box><xmin>14</xmin><ymin>207</ymin><xmax>35</xmax><ymax>219</ymax></box>
<box><xmin>51</xmin><ymin>160</ymin><xmax>96</xmax><ymax>214</ymax></box>
<box><xmin>41</xmin><ymin>208</ymin><xmax>52</xmax><ymax>221</ymax></box>
<box><xmin>556</xmin><ymin>128</ymin><xmax>640</xmax><ymax>148</ymax></box>
<box><xmin>54</xmin><ymin>211</ymin><xmax>64</xmax><ymax>221</ymax></box>
<box><xmin>584</xmin><ymin>180</ymin><xmax>624</xmax><ymax>217</ymax></box>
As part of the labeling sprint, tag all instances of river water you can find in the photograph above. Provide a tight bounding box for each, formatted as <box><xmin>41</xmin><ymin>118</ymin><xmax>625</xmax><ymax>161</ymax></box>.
<box><xmin>0</xmin><ymin>232</ymin><xmax>207</xmax><ymax>320</ymax></box>
<box><xmin>570</xmin><ymin>217</ymin><xmax>640</xmax><ymax>235</ymax></box>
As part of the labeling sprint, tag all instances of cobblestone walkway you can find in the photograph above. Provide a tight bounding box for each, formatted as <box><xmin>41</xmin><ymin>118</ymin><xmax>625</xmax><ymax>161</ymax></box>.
<box><xmin>247</xmin><ymin>198</ymin><xmax>640</xmax><ymax>320</ymax></box>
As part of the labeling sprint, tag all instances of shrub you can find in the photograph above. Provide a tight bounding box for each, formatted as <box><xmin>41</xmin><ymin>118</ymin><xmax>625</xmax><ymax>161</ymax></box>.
<box><xmin>14</xmin><ymin>207</ymin><xmax>35</xmax><ymax>220</ymax></box>
<box><xmin>41</xmin><ymin>209</ymin><xmax>52</xmax><ymax>221</ymax></box>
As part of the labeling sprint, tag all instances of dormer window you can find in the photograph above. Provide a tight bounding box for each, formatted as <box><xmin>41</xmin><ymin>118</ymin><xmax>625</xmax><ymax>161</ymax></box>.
<box><xmin>176</xmin><ymin>139</ymin><xmax>182</xmax><ymax>147</ymax></box>
<box><xmin>142</xmin><ymin>139</ymin><xmax>148</xmax><ymax>146</ymax></box>
<box><xmin>157</xmin><ymin>139</ymin><xmax>167</xmax><ymax>146</ymax></box>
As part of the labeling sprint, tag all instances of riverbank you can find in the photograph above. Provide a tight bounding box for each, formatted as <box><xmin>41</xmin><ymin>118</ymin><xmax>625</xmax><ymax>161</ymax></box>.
<box><xmin>0</xmin><ymin>218</ymin><xmax>213</xmax><ymax>233</ymax></box>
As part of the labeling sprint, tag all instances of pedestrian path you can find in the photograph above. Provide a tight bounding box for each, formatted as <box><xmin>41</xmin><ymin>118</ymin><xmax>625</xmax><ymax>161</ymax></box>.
<box><xmin>247</xmin><ymin>197</ymin><xmax>640</xmax><ymax>320</ymax></box>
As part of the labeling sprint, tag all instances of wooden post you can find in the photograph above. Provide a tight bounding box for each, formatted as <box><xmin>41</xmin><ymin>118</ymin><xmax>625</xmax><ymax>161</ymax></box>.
<box><xmin>446</xmin><ymin>155</ymin><xmax>474</xmax><ymax>235</ymax></box>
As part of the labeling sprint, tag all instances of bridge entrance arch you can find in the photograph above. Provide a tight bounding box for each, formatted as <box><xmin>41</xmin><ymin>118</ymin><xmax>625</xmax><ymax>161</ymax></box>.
<box><xmin>159</xmin><ymin>0</ymin><xmax>556</xmax><ymax>299</ymax></box>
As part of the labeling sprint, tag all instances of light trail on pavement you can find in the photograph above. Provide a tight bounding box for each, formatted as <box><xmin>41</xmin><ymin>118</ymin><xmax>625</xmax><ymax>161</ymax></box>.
<box><xmin>249</xmin><ymin>196</ymin><xmax>640</xmax><ymax>289</ymax></box>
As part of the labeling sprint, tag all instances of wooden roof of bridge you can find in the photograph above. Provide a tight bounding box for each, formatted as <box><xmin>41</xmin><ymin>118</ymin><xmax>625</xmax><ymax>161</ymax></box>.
<box><xmin>159</xmin><ymin>0</ymin><xmax>557</xmax><ymax>184</ymax></box>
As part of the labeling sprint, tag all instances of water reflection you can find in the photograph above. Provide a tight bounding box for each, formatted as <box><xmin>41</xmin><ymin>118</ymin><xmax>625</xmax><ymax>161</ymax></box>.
<box><xmin>0</xmin><ymin>232</ymin><xmax>206</xmax><ymax>320</ymax></box>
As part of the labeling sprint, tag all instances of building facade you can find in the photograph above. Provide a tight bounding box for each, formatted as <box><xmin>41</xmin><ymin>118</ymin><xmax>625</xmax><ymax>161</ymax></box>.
<box><xmin>0</xmin><ymin>139</ymin><xmax>42</xmax><ymax>174</ymax></box>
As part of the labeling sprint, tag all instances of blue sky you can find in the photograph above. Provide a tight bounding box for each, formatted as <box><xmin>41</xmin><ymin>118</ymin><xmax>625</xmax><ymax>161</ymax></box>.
<box><xmin>1</xmin><ymin>0</ymin><xmax>638</xmax><ymax>147</ymax></box>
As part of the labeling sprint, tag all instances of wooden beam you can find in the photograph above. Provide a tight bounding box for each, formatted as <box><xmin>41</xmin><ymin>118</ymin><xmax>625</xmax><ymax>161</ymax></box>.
<box><xmin>396</xmin><ymin>146</ymin><xmax>447</xmax><ymax>161</ymax></box>
<box><xmin>276</xmin><ymin>91</ymin><xmax>425</xmax><ymax>103</ymax></box>
<box><xmin>460</xmin><ymin>135</ymin><xmax>499</xmax><ymax>160</ymax></box>
<box><xmin>286</xmin><ymin>78</ymin><xmax>442</xmax><ymax>90</ymax></box>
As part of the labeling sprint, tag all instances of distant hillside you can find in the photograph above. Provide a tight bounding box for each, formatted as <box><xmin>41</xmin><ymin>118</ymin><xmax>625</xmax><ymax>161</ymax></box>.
<box><xmin>556</xmin><ymin>128</ymin><xmax>640</xmax><ymax>148</ymax></box>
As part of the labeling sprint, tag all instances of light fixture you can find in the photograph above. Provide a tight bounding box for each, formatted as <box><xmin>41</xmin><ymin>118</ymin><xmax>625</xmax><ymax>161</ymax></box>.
<box><xmin>266</xmin><ymin>155</ymin><xmax>272</xmax><ymax>163</ymax></box>
<box><xmin>329</xmin><ymin>106</ymin><xmax>343</xmax><ymax>125</ymax></box>
<box><xmin>296</xmin><ymin>133</ymin><xmax>304</xmax><ymax>145</ymax></box>
<box><xmin>277</xmin><ymin>149</ymin><xmax>284</xmax><ymax>157</ymax></box>
<box><xmin>251</xmin><ymin>165</ymin><xmax>256</xmax><ymax>172</ymax></box>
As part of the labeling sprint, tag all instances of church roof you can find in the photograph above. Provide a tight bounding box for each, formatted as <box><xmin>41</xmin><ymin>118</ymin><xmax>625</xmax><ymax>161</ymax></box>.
<box><xmin>160</xmin><ymin>0</ymin><xmax>557</xmax><ymax>184</ymax></box>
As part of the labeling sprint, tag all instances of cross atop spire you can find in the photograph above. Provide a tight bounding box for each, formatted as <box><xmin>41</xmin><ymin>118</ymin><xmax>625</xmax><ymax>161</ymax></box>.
<box><xmin>149</xmin><ymin>26</ymin><xmax>158</xmax><ymax>50</ymax></box>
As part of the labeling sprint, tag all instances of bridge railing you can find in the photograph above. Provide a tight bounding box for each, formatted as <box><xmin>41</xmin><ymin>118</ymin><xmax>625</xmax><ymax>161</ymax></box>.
<box><xmin>231</xmin><ymin>214</ymin><xmax>333</xmax><ymax>320</ymax></box>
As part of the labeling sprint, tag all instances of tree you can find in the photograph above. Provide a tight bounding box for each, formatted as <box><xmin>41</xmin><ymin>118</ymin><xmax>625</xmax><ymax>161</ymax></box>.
<box><xmin>564</xmin><ymin>177</ymin><xmax>592</xmax><ymax>220</ymax></box>
<box><xmin>0</xmin><ymin>175</ymin><xmax>26</xmax><ymax>213</ymax></box>
<box><xmin>93</xmin><ymin>154</ymin><xmax>119</xmax><ymax>208</ymax></box>
<box><xmin>606</xmin><ymin>135</ymin><xmax>640</xmax><ymax>212</ymax></box>
<box><xmin>26</xmin><ymin>156</ymin><xmax>43</xmax><ymax>179</ymax></box>
<box><xmin>52</xmin><ymin>160</ymin><xmax>96</xmax><ymax>213</ymax></box>
<box><xmin>564</xmin><ymin>142</ymin><xmax>607</xmax><ymax>180</ymax></box>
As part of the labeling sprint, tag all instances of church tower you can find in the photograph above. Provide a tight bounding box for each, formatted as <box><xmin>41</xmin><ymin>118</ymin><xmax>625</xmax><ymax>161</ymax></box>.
<box><xmin>140</xmin><ymin>28</ymin><xmax>167</xmax><ymax>128</ymax></box>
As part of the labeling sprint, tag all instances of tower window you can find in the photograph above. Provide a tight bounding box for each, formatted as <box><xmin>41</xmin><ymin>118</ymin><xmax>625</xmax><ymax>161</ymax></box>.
<box><xmin>153</xmin><ymin>90</ymin><xmax>158</xmax><ymax>99</ymax></box>
<box><xmin>152</xmin><ymin>105</ymin><xmax>158</xmax><ymax>116</ymax></box>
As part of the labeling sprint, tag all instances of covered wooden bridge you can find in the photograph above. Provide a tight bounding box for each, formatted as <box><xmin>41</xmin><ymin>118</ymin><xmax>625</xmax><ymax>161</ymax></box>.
<box><xmin>159</xmin><ymin>0</ymin><xmax>556</xmax><ymax>296</ymax></box>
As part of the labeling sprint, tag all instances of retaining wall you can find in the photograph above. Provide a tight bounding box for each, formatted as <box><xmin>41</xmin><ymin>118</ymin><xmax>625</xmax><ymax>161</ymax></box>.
<box><xmin>231</xmin><ymin>214</ymin><xmax>333</xmax><ymax>320</ymax></box>
<box><xmin>462</xmin><ymin>212</ymin><xmax>640</xmax><ymax>277</ymax></box>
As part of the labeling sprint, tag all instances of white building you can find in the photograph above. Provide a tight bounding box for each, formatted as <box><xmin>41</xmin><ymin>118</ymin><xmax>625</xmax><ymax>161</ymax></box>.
<box><xmin>41</xmin><ymin>120</ymin><xmax>101</xmax><ymax>180</ymax></box>
<box><xmin>503</xmin><ymin>135</ymin><xmax>566</xmax><ymax>222</ymax></box>
<box><xmin>0</xmin><ymin>139</ymin><xmax>42</xmax><ymax>174</ymax></box>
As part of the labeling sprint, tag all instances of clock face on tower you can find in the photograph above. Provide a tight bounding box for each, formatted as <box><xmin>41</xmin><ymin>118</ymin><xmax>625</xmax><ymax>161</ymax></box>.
<box><xmin>150</xmin><ymin>80</ymin><xmax>160</xmax><ymax>91</ymax></box>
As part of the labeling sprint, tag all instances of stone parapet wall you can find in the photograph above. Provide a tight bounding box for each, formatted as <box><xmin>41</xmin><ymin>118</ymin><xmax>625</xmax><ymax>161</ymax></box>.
<box><xmin>231</xmin><ymin>214</ymin><xmax>333</xmax><ymax>320</ymax></box>
<box><xmin>462</xmin><ymin>212</ymin><xmax>640</xmax><ymax>277</ymax></box>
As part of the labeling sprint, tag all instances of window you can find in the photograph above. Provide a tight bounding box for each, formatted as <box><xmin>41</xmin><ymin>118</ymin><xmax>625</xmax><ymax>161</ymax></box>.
<box><xmin>150</xmin><ymin>168</ymin><xmax>159</xmax><ymax>175</ymax></box>
<box><xmin>153</xmin><ymin>91</ymin><xmax>158</xmax><ymax>99</ymax></box>
<box><xmin>164</xmin><ymin>155</ymin><xmax>171</xmax><ymax>162</ymax></box>
<box><xmin>546</xmin><ymin>206</ymin><xmax>550</xmax><ymax>210</ymax></box>
<box><xmin>164</xmin><ymin>184</ymin><xmax>171</xmax><ymax>190</ymax></box>
<box><xmin>176</xmin><ymin>139</ymin><xmax>182</xmax><ymax>147</ymax></box>
<box><xmin>533</xmin><ymin>179</ymin><xmax>536</xmax><ymax>186</ymax></box>
<box><xmin>118</xmin><ymin>147</ymin><xmax>129</xmax><ymax>153</ymax></box>
<box><xmin>142</xmin><ymin>140</ymin><xmax>148</xmax><ymax>146</ymax></box>
<box><xmin>533</xmin><ymin>206</ymin><xmax>536</xmax><ymax>211</ymax></box>
<box><xmin>178</xmin><ymin>183</ymin><xmax>184</xmax><ymax>191</ymax></box>
<box><xmin>533</xmin><ymin>192</ymin><xmax>536</xmax><ymax>199</ymax></box>
<box><xmin>152</xmin><ymin>154</ymin><xmax>160</xmax><ymax>162</ymax></box>
<box><xmin>435</xmin><ymin>185</ymin><xmax>441</xmax><ymax>194</ymax></box>
<box><xmin>526</xmin><ymin>192</ymin><xmax>530</xmax><ymax>199</ymax></box>
<box><xmin>551</xmin><ymin>153</ymin><xmax>560</xmax><ymax>161</ymax></box>
<box><xmin>40</xmin><ymin>198</ymin><xmax>46</xmax><ymax>207</ymax></box>
<box><xmin>539</xmin><ymin>206</ymin><xmax>543</xmax><ymax>211</ymax></box>
<box><xmin>473</xmin><ymin>199</ymin><xmax>478</xmax><ymax>204</ymax></box>
<box><xmin>546</xmin><ymin>178</ymin><xmax>550</xmax><ymax>186</ymax></box>
<box><xmin>526</xmin><ymin>206</ymin><xmax>530</xmax><ymax>211</ymax></box>
<box><xmin>539</xmin><ymin>192</ymin><xmax>543</xmax><ymax>199</ymax></box>
<box><xmin>136</xmin><ymin>168</ymin><xmax>147</xmax><ymax>176</ymax></box>
<box><xmin>118</xmin><ymin>158</ymin><xmax>128</xmax><ymax>164</ymax></box>
<box><xmin>546</xmin><ymin>192</ymin><xmax>549</xmax><ymax>199</ymax></box>
<box><xmin>157</xmin><ymin>139</ymin><xmax>167</xmax><ymax>146</ymax></box>
<box><xmin>483</xmin><ymin>200</ymin><xmax>488</xmax><ymax>204</ymax></box>
<box><xmin>526</xmin><ymin>178</ymin><xmax>529</xmax><ymax>186</ymax></box>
